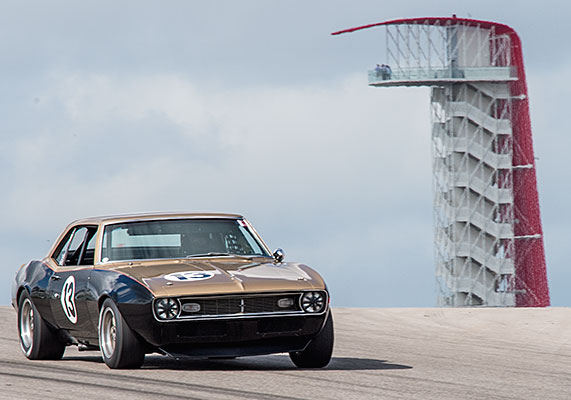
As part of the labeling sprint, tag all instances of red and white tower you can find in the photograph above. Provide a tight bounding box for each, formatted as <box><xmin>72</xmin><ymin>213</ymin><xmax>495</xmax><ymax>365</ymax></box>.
<box><xmin>333</xmin><ymin>17</ymin><xmax>549</xmax><ymax>307</ymax></box>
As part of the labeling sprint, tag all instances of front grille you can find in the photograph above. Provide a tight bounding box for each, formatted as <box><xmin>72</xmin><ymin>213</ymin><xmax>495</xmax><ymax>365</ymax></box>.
<box><xmin>244</xmin><ymin>296</ymin><xmax>298</xmax><ymax>313</ymax></box>
<box><xmin>199</xmin><ymin>298</ymin><xmax>242</xmax><ymax>315</ymax></box>
<box><xmin>177</xmin><ymin>292</ymin><xmax>304</xmax><ymax>320</ymax></box>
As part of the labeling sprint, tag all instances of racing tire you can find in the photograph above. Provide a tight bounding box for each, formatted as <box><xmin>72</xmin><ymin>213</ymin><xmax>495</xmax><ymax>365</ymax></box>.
<box><xmin>290</xmin><ymin>311</ymin><xmax>334</xmax><ymax>368</ymax></box>
<box><xmin>18</xmin><ymin>291</ymin><xmax>65</xmax><ymax>360</ymax></box>
<box><xmin>99</xmin><ymin>299</ymin><xmax>145</xmax><ymax>369</ymax></box>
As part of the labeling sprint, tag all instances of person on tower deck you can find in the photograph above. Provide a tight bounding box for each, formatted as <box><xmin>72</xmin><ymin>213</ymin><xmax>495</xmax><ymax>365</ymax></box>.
<box><xmin>379</xmin><ymin>64</ymin><xmax>392</xmax><ymax>80</ymax></box>
<box><xmin>375</xmin><ymin>64</ymin><xmax>382</xmax><ymax>77</ymax></box>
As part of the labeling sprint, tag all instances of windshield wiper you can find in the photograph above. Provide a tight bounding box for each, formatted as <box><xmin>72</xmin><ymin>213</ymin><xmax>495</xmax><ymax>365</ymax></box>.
<box><xmin>186</xmin><ymin>252</ymin><xmax>257</xmax><ymax>260</ymax></box>
<box><xmin>237</xmin><ymin>262</ymin><xmax>265</xmax><ymax>271</ymax></box>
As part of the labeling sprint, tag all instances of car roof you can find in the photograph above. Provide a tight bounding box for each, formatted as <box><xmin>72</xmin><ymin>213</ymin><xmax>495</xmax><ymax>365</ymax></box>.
<box><xmin>70</xmin><ymin>212</ymin><xmax>245</xmax><ymax>226</ymax></box>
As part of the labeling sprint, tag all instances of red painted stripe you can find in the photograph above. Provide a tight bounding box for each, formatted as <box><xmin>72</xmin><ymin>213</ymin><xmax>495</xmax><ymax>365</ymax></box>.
<box><xmin>331</xmin><ymin>17</ymin><xmax>514</xmax><ymax>36</ymax></box>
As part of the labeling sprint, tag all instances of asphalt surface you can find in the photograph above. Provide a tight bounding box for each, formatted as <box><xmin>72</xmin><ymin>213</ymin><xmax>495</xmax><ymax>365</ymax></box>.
<box><xmin>0</xmin><ymin>306</ymin><xmax>570</xmax><ymax>399</ymax></box>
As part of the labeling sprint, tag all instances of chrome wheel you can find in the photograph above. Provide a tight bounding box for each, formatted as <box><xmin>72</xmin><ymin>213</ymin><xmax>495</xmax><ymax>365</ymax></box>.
<box><xmin>19</xmin><ymin>298</ymin><xmax>34</xmax><ymax>355</ymax></box>
<box><xmin>98</xmin><ymin>298</ymin><xmax>145</xmax><ymax>369</ymax></box>
<box><xmin>17</xmin><ymin>291</ymin><xmax>65</xmax><ymax>360</ymax></box>
<box><xmin>100</xmin><ymin>307</ymin><xmax>117</xmax><ymax>359</ymax></box>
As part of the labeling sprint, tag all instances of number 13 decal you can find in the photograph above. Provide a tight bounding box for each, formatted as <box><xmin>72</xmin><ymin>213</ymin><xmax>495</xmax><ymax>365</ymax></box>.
<box><xmin>60</xmin><ymin>276</ymin><xmax>77</xmax><ymax>324</ymax></box>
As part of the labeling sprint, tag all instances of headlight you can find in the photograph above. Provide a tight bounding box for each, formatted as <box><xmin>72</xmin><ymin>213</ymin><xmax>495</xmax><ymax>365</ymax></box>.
<box><xmin>154</xmin><ymin>298</ymin><xmax>181</xmax><ymax>320</ymax></box>
<box><xmin>300</xmin><ymin>291</ymin><xmax>326</xmax><ymax>313</ymax></box>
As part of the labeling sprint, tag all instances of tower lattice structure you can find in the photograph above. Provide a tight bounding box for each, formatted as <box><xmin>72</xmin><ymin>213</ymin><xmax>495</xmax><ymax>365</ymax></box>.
<box><xmin>333</xmin><ymin>17</ymin><xmax>549</xmax><ymax>307</ymax></box>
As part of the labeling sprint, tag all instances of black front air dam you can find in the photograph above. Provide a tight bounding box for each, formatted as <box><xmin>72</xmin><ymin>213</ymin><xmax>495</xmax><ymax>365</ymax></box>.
<box><xmin>142</xmin><ymin>314</ymin><xmax>327</xmax><ymax>348</ymax></box>
<box><xmin>159</xmin><ymin>336</ymin><xmax>312</xmax><ymax>358</ymax></box>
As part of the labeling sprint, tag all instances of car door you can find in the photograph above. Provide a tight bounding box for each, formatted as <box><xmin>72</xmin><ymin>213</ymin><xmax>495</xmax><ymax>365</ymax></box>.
<box><xmin>48</xmin><ymin>225</ymin><xmax>98</xmax><ymax>339</ymax></box>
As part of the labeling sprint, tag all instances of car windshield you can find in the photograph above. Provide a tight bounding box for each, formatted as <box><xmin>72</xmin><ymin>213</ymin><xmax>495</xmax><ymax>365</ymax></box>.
<box><xmin>100</xmin><ymin>219</ymin><xmax>270</xmax><ymax>262</ymax></box>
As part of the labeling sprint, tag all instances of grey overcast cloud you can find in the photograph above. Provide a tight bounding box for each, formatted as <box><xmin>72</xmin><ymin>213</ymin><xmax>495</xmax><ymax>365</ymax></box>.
<box><xmin>1</xmin><ymin>1</ymin><xmax>569</xmax><ymax>307</ymax></box>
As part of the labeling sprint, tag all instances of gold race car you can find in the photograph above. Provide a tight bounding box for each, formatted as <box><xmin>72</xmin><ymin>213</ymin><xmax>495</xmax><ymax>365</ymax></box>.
<box><xmin>12</xmin><ymin>212</ymin><xmax>333</xmax><ymax>369</ymax></box>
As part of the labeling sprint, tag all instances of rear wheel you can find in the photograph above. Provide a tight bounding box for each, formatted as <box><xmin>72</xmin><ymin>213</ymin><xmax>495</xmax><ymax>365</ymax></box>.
<box><xmin>99</xmin><ymin>299</ymin><xmax>145</xmax><ymax>369</ymax></box>
<box><xmin>18</xmin><ymin>291</ymin><xmax>65</xmax><ymax>360</ymax></box>
<box><xmin>290</xmin><ymin>312</ymin><xmax>334</xmax><ymax>368</ymax></box>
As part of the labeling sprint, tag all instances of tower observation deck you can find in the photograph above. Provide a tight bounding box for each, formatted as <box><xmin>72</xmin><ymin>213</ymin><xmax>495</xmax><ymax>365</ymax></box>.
<box><xmin>333</xmin><ymin>17</ymin><xmax>549</xmax><ymax>307</ymax></box>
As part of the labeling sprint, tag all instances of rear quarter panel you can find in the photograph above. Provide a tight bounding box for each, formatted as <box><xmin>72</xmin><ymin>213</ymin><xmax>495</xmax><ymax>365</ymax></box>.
<box><xmin>12</xmin><ymin>260</ymin><xmax>57</xmax><ymax>326</ymax></box>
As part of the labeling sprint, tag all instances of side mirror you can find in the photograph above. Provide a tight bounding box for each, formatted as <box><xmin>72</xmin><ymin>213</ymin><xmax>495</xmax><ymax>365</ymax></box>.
<box><xmin>273</xmin><ymin>248</ymin><xmax>284</xmax><ymax>263</ymax></box>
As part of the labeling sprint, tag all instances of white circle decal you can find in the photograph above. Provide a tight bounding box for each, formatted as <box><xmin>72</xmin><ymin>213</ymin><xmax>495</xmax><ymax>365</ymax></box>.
<box><xmin>60</xmin><ymin>275</ymin><xmax>77</xmax><ymax>324</ymax></box>
<box><xmin>164</xmin><ymin>271</ymin><xmax>216</xmax><ymax>282</ymax></box>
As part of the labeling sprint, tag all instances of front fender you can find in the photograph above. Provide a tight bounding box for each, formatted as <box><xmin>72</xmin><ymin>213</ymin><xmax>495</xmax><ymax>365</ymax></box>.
<box><xmin>87</xmin><ymin>269</ymin><xmax>155</xmax><ymax>340</ymax></box>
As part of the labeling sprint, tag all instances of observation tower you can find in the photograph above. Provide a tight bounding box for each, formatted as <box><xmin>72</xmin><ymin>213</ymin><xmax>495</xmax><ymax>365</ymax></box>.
<box><xmin>333</xmin><ymin>17</ymin><xmax>549</xmax><ymax>307</ymax></box>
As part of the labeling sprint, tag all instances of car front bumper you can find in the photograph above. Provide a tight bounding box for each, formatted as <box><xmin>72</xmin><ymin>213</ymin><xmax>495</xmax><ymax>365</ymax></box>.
<box><xmin>122</xmin><ymin>302</ymin><xmax>328</xmax><ymax>356</ymax></box>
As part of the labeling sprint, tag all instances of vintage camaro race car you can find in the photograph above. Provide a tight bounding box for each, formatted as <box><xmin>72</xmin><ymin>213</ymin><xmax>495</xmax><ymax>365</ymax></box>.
<box><xmin>12</xmin><ymin>212</ymin><xmax>333</xmax><ymax>369</ymax></box>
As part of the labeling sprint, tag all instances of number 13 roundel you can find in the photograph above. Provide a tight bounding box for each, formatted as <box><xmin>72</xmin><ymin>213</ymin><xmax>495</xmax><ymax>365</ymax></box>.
<box><xmin>60</xmin><ymin>275</ymin><xmax>77</xmax><ymax>324</ymax></box>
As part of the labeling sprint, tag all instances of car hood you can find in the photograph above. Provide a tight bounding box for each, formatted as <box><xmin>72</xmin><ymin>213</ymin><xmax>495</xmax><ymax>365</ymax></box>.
<box><xmin>107</xmin><ymin>257</ymin><xmax>326</xmax><ymax>297</ymax></box>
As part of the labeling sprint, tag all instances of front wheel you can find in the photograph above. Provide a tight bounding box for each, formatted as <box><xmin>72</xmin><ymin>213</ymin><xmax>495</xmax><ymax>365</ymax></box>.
<box><xmin>290</xmin><ymin>312</ymin><xmax>334</xmax><ymax>368</ymax></box>
<box><xmin>18</xmin><ymin>291</ymin><xmax>65</xmax><ymax>360</ymax></box>
<box><xmin>98</xmin><ymin>299</ymin><xmax>145</xmax><ymax>369</ymax></box>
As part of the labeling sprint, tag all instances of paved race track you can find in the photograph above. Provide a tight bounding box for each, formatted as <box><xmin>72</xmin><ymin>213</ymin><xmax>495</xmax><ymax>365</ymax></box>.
<box><xmin>0</xmin><ymin>306</ymin><xmax>570</xmax><ymax>399</ymax></box>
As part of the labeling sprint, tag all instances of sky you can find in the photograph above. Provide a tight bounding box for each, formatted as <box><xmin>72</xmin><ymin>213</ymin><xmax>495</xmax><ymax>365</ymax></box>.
<box><xmin>1</xmin><ymin>1</ymin><xmax>570</xmax><ymax>307</ymax></box>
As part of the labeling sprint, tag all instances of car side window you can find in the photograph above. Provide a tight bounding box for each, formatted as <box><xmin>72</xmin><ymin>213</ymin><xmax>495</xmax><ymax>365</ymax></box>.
<box><xmin>80</xmin><ymin>232</ymin><xmax>97</xmax><ymax>265</ymax></box>
<box><xmin>65</xmin><ymin>227</ymin><xmax>89</xmax><ymax>266</ymax></box>
<box><xmin>54</xmin><ymin>230</ymin><xmax>74</xmax><ymax>265</ymax></box>
<box><xmin>53</xmin><ymin>226</ymin><xmax>98</xmax><ymax>266</ymax></box>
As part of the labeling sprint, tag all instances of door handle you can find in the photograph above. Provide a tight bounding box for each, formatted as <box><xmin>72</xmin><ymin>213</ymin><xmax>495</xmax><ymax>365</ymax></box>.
<box><xmin>51</xmin><ymin>275</ymin><xmax>61</xmax><ymax>281</ymax></box>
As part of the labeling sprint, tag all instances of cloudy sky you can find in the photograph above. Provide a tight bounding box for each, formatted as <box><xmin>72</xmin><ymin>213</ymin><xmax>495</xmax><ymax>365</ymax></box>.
<box><xmin>1</xmin><ymin>1</ymin><xmax>569</xmax><ymax>307</ymax></box>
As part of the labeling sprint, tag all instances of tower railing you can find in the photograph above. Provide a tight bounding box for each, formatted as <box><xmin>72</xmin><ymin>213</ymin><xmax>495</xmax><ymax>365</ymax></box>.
<box><xmin>368</xmin><ymin>66</ymin><xmax>516</xmax><ymax>84</ymax></box>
